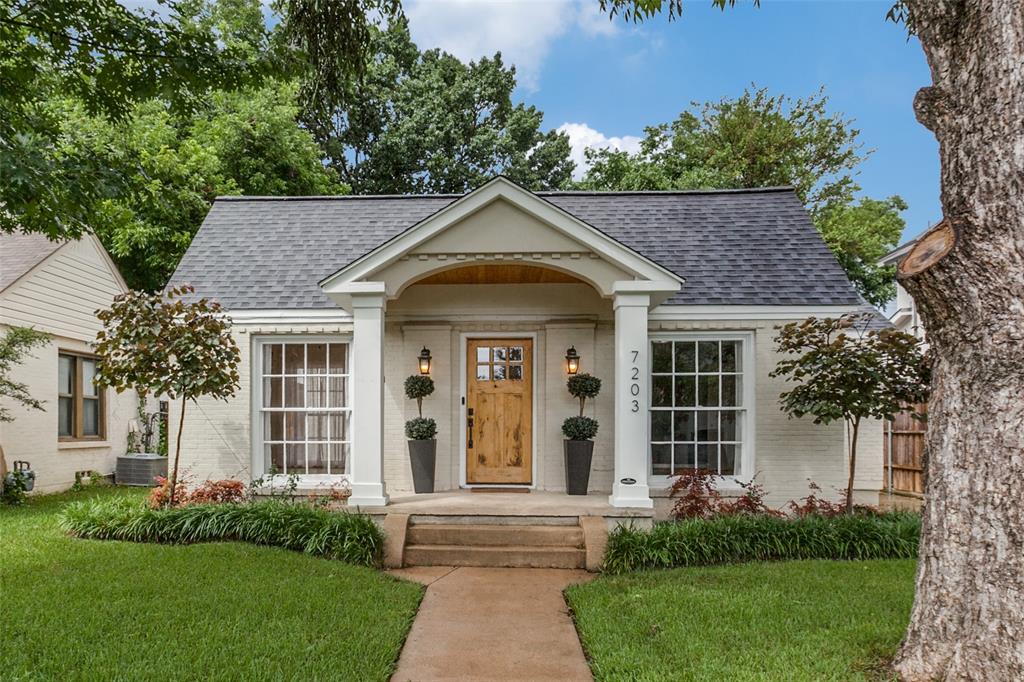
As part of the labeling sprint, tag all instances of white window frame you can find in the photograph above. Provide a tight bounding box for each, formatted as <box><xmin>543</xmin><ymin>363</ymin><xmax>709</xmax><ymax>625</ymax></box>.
<box><xmin>251</xmin><ymin>335</ymin><xmax>353</xmax><ymax>485</ymax></box>
<box><xmin>647</xmin><ymin>331</ymin><xmax>756</xmax><ymax>489</ymax></box>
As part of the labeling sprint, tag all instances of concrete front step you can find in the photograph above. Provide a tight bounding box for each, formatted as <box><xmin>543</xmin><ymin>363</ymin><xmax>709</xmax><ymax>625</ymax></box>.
<box><xmin>407</xmin><ymin>523</ymin><xmax>584</xmax><ymax>548</ymax></box>
<box><xmin>404</xmin><ymin>544</ymin><xmax>586</xmax><ymax>569</ymax></box>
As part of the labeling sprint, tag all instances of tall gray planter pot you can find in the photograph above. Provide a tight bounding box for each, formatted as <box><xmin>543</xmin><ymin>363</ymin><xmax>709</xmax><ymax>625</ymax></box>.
<box><xmin>408</xmin><ymin>439</ymin><xmax>436</xmax><ymax>494</ymax></box>
<box><xmin>564</xmin><ymin>440</ymin><xmax>594</xmax><ymax>495</ymax></box>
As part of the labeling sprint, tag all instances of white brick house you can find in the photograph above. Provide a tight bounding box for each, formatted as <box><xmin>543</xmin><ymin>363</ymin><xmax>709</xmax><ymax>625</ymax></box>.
<box><xmin>167</xmin><ymin>177</ymin><xmax>884</xmax><ymax>513</ymax></box>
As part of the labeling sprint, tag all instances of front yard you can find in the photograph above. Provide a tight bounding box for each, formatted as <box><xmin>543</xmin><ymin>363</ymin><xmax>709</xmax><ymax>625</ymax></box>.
<box><xmin>566</xmin><ymin>559</ymin><xmax>916</xmax><ymax>681</ymax></box>
<box><xmin>0</xmin><ymin>487</ymin><xmax>422</xmax><ymax>681</ymax></box>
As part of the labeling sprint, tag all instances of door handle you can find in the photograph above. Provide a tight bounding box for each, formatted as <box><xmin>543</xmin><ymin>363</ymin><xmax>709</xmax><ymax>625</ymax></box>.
<box><xmin>467</xmin><ymin>410</ymin><xmax>474</xmax><ymax>449</ymax></box>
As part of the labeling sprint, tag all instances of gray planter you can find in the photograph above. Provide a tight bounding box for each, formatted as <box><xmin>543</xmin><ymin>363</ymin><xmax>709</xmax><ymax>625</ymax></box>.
<box><xmin>564</xmin><ymin>440</ymin><xmax>594</xmax><ymax>495</ymax></box>
<box><xmin>408</xmin><ymin>439</ymin><xmax>436</xmax><ymax>494</ymax></box>
<box><xmin>116</xmin><ymin>453</ymin><xmax>167</xmax><ymax>487</ymax></box>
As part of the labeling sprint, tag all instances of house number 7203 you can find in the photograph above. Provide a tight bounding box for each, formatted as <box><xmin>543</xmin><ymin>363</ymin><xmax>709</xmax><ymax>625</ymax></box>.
<box><xmin>629</xmin><ymin>349</ymin><xmax>640</xmax><ymax>412</ymax></box>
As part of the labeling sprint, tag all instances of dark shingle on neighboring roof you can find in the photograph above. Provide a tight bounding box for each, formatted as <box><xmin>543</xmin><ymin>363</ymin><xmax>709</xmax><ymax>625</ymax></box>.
<box><xmin>168</xmin><ymin>187</ymin><xmax>863</xmax><ymax>309</ymax></box>
<box><xmin>1</xmin><ymin>233</ymin><xmax>64</xmax><ymax>292</ymax></box>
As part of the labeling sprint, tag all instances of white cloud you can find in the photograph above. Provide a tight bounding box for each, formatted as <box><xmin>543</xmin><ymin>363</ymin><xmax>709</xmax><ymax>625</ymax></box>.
<box><xmin>556</xmin><ymin>122</ymin><xmax>642</xmax><ymax>179</ymax></box>
<box><xmin>404</xmin><ymin>0</ymin><xmax>618</xmax><ymax>90</ymax></box>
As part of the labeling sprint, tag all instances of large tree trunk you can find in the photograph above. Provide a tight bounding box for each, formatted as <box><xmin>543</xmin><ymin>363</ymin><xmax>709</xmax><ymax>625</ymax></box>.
<box><xmin>893</xmin><ymin>1</ymin><xmax>1024</xmax><ymax>679</ymax></box>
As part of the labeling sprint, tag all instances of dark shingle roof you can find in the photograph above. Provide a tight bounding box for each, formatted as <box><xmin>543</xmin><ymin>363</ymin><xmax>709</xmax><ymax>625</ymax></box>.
<box><xmin>168</xmin><ymin>187</ymin><xmax>863</xmax><ymax>309</ymax></box>
<box><xmin>0</xmin><ymin>233</ymin><xmax>64</xmax><ymax>292</ymax></box>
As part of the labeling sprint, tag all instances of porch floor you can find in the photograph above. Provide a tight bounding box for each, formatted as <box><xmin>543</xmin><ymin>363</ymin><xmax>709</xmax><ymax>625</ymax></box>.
<box><xmin>379</xmin><ymin>489</ymin><xmax>654</xmax><ymax>519</ymax></box>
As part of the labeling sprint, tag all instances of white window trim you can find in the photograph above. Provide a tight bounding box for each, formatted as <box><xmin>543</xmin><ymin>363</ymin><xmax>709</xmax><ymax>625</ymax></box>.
<box><xmin>250</xmin><ymin>335</ymin><xmax>353</xmax><ymax>485</ymax></box>
<box><xmin>647</xmin><ymin>331</ymin><xmax>756</xmax><ymax>490</ymax></box>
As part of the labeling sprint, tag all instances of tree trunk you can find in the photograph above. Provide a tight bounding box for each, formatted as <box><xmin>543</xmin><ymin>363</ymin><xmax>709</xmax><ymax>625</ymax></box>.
<box><xmin>168</xmin><ymin>395</ymin><xmax>186</xmax><ymax>507</ymax></box>
<box><xmin>846</xmin><ymin>417</ymin><xmax>859</xmax><ymax>515</ymax></box>
<box><xmin>893</xmin><ymin>1</ymin><xmax>1024</xmax><ymax>679</ymax></box>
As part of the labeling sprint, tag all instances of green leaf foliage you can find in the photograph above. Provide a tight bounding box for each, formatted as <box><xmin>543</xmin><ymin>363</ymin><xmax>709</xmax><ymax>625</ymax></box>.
<box><xmin>404</xmin><ymin>375</ymin><xmax>435</xmax><ymax>401</ymax></box>
<box><xmin>58</xmin><ymin>496</ymin><xmax>384</xmax><ymax>567</ymax></box>
<box><xmin>405</xmin><ymin>417</ymin><xmax>437</xmax><ymax>441</ymax></box>
<box><xmin>0</xmin><ymin>326</ymin><xmax>51</xmax><ymax>422</ymax></box>
<box><xmin>602</xmin><ymin>511</ymin><xmax>920</xmax><ymax>574</ymax></box>
<box><xmin>562</xmin><ymin>415</ymin><xmax>599</xmax><ymax>441</ymax></box>
<box><xmin>567</xmin><ymin>372</ymin><xmax>602</xmax><ymax>417</ymax></box>
<box><xmin>301</xmin><ymin>18</ymin><xmax>575</xmax><ymax>194</ymax></box>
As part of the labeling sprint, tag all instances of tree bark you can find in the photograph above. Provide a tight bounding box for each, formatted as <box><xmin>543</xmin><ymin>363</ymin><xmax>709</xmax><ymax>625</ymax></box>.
<box><xmin>894</xmin><ymin>1</ymin><xmax>1024</xmax><ymax>679</ymax></box>
<box><xmin>168</xmin><ymin>395</ymin><xmax>186</xmax><ymax>507</ymax></box>
<box><xmin>846</xmin><ymin>417</ymin><xmax>859</xmax><ymax>515</ymax></box>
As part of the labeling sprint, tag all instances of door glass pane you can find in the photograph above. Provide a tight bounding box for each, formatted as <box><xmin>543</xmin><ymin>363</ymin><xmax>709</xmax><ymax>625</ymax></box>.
<box><xmin>476</xmin><ymin>364</ymin><xmax>490</xmax><ymax>380</ymax></box>
<box><xmin>508</xmin><ymin>346</ymin><xmax>523</xmax><ymax>362</ymax></box>
<box><xmin>674</xmin><ymin>410</ymin><xmax>695</xmax><ymax>442</ymax></box>
<box><xmin>674</xmin><ymin>375</ymin><xmax>695</xmax><ymax>407</ymax></box>
<box><xmin>263</xmin><ymin>378</ymin><xmax>282</xmax><ymax>408</ymax></box>
<box><xmin>674</xmin><ymin>342</ymin><xmax>696</xmax><ymax>373</ymax></box>
<box><xmin>651</xmin><ymin>376</ymin><xmax>672</xmax><ymax>407</ymax></box>
<box><xmin>307</xmin><ymin>443</ymin><xmax>328</xmax><ymax>474</ymax></box>
<box><xmin>492</xmin><ymin>364</ymin><xmax>506</xmax><ymax>381</ymax></box>
<box><xmin>82</xmin><ymin>359</ymin><xmax>98</xmax><ymax>397</ymax></box>
<box><xmin>651</xmin><ymin>342</ymin><xmax>672</xmax><ymax>373</ymax></box>
<box><xmin>58</xmin><ymin>356</ymin><xmax>73</xmax><ymax>395</ymax></box>
<box><xmin>83</xmin><ymin>399</ymin><xmax>99</xmax><ymax>436</ymax></box>
<box><xmin>651</xmin><ymin>411</ymin><xmax>671</xmax><ymax>441</ymax></box>
<box><xmin>328</xmin><ymin>344</ymin><xmax>348</xmax><ymax>373</ymax></box>
<box><xmin>698</xmin><ymin>341</ymin><xmax>719</xmax><ymax>372</ymax></box>
<box><xmin>284</xmin><ymin>344</ymin><xmax>305</xmax><ymax>374</ymax></box>
<box><xmin>721</xmin><ymin>341</ymin><xmax>741</xmax><ymax>372</ymax></box>
<box><xmin>476</xmin><ymin>347</ymin><xmax>489</xmax><ymax>363</ymax></box>
<box><xmin>651</xmin><ymin>444</ymin><xmax>671</xmax><ymax>475</ymax></box>
<box><xmin>328</xmin><ymin>377</ymin><xmax>347</xmax><ymax>408</ymax></box>
<box><xmin>698</xmin><ymin>375</ymin><xmax>719</xmax><ymax>406</ymax></box>
<box><xmin>284</xmin><ymin>377</ymin><xmax>304</xmax><ymax>407</ymax></box>
<box><xmin>509</xmin><ymin>365</ymin><xmax>523</xmax><ymax>380</ymax></box>
<box><xmin>264</xmin><ymin>344</ymin><xmax>282</xmax><ymax>374</ymax></box>
<box><xmin>307</xmin><ymin>344</ymin><xmax>327</xmax><ymax>374</ymax></box>
<box><xmin>306</xmin><ymin>377</ymin><xmax>326</xmax><ymax>408</ymax></box>
<box><xmin>58</xmin><ymin>397</ymin><xmax>73</xmax><ymax>437</ymax></box>
<box><xmin>493</xmin><ymin>347</ymin><xmax>507</xmax><ymax>362</ymax></box>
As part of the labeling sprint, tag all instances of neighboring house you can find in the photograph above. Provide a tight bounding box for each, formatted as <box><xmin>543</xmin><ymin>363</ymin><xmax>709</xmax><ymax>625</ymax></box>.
<box><xmin>168</xmin><ymin>177</ymin><xmax>884</xmax><ymax>513</ymax></box>
<box><xmin>0</xmin><ymin>233</ymin><xmax>136</xmax><ymax>493</ymax></box>
<box><xmin>878</xmin><ymin>237</ymin><xmax>926</xmax><ymax>343</ymax></box>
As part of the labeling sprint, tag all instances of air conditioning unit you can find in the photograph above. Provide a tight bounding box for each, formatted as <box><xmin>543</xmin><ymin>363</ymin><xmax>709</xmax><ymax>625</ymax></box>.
<box><xmin>116</xmin><ymin>454</ymin><xmax>167</xmax><ymax>487</ymax></box>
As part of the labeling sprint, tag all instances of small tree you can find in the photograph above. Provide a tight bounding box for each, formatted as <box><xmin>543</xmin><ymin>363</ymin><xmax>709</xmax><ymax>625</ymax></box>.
<box><xmin>94</xmin><ymin>285</ymin><xmax>240</xmax><ymax>506</ymax></box>
<box><xmin>771</xmin><ymin>314</ymin><xmax>929</xmax><ymax>513</ymax></box>
<box><xmin>403</xmin><ymin>375</ymin><xmax>436</xmax><ymax>440</ymax></box>
<box><xmin>0</xmin><ymin>326</ymin><xmax>51</xmax><ymax>423</ymax></box>
<box><xmin>562</xmin><ymin>373</ymin><xmax>602</xmax><ymax>441</ymax></box>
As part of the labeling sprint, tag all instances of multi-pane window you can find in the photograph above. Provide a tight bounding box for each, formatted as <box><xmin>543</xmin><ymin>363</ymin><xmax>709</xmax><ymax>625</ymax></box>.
<box><xmin>650</xmin><ymin>339</ymin><xmax>745</xmax><ymax>476</ymax></box>
<box><xmin>260</xmin><ymin>342</ymin><xmax>350</xmax><ymax>476</ymax></box>
<box><xmin>58</xmin><ymin>353</ymin><xmax>103</xmax><ymax>439</ymax></box>
<box><xmin>475</xmin><ymin>345</ymin><xmax>526</xmax><ymax>381</ymax></box>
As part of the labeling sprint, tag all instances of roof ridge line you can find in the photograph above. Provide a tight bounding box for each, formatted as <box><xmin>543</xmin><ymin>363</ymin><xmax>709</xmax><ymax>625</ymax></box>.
<box><xmin>213</xmin><ymin>186</ymin><xmax>796</xmax><ymax>202</ymax></box>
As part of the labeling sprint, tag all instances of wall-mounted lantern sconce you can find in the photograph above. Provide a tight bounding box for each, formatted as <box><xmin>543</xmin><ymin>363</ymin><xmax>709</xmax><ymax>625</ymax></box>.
<box><xmin>565</xmin><ymin>346</ymin><xmax>580</xmax><ymax>375</ymax></box>
<box><xmin>418</xmin><ymin>346</ymin><xmax>432</xmax><ymax>375</ymax></box>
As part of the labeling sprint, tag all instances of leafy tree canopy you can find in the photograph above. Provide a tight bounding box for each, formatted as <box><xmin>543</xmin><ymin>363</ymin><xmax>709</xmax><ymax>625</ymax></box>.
<box><xmin>577</xmin><ymin>86</ymin><xmax>907</xmax><ymax>305</ymax></box>
<box><xmin>0</xmin><ymin>327</ymin><xmax>51</xmax><ymax>422</ymax></box>
<box><xmin>301</xmin><ymin>19</ymin><xmax>575</xmax><ymax>194</ymax></box>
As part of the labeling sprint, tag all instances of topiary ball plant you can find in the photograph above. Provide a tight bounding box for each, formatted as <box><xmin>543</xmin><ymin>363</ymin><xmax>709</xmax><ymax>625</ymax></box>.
<box><xmin>562</xmin><ymin>415</ymin><xmax>599</xmax><ymax>441</ymax></box>
<box><xmin>404</xmin><ymin>375</ymin><xmax>435</xmax><ymax>418</ymax></box>
<box><xmin>405</xmin><ymin>416</ymin><xmax>437</xmax><ymax>441</ymax></box>
<box><xmin>567</xmin><ymin>373</ymin><xmax>601</xmax><ymax>416</ymax></box>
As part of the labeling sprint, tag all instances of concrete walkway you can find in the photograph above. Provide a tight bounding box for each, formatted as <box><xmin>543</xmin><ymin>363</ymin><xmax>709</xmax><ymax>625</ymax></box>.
<box><xmin>389</xmin><ymin>567</ymin><xmax>594</xmax><ymax>682</ymax></box>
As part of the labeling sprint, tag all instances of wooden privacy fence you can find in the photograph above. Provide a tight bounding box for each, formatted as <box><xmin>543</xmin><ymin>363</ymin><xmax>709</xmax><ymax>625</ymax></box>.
<box><xmin>884</xmin><ymin>403</ymin><xmax>927</xmax><ymax>495</ymax></box>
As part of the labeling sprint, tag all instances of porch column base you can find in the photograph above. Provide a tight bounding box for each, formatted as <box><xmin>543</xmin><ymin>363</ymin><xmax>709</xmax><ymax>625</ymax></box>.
<box><xmin>348</xmin><ymin>482</ymin><xmax>390</xmax><ymax>508</ymax></box>
<box><xmin>609</xmin><ymin>482</ymin><xmax>654</xmax><ymax>509</ymax></box>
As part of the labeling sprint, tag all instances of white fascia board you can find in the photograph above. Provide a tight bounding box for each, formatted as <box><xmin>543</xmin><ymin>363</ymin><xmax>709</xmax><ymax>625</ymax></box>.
<box><xmin>319</xmin><ymin>176</ymin><xmax>684</xmax><ymax>292</ymax></box>
<box><xmin>228</xmin><ymin>308</ymin><xmax>353</xmax><ymax>324</ymax></box>
<box><xmin>649</xmin><ymin>304</ymin><xmax>872</xmax><ymax>321</ymax></box>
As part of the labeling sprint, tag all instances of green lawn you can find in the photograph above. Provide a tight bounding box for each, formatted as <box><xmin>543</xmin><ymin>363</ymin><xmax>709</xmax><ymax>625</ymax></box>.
<box><xmin>0</xmin><ymin>487</ymin><xmax>422</xmax><ymax>681</ymax></box>
<box><xmin>566</xmin><ymin>559</ymin><xmax>916</xmax><ymax>681</ymax></box>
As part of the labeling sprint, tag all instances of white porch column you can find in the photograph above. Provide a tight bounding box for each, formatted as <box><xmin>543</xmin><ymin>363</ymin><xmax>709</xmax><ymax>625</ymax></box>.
<box><xmin>348</xmin><ymin>285</ymin><xmax>389</xmax><ymax>507</ymax></box>
<box><xmin>610</xmin><ymin>284</ymin><xmax>653</xmax><ymax>508</ymax></box>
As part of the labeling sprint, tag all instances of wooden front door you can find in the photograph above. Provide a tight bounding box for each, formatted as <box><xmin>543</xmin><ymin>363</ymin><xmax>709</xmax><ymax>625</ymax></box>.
<box><xmin>466</xmin><ymin>339</ymin><xmax>533</xmax><ymax>485</ymax></box>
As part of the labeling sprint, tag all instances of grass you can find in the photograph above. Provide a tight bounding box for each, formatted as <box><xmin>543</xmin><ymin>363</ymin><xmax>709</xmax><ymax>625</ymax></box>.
<box><xmin>566</xmin><ymin>559</ymin><xmax>916</xmax><ymax>681</ymax></box>
<box><xmin>0</xmin><ymin>487</ymin><xmax>423</xmax><ymax>681</ymax></box>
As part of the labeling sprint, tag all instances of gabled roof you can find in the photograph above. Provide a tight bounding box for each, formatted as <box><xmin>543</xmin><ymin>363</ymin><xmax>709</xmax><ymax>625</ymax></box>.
<box><xmin>0</xmin><ymin>233</ymin><xmax>64</xmax><ymax>292</ymax></box>
<box><xmin>169</xmin><ymin>184</ymin><xmax>864</xmax><ymax>309</ymax></box>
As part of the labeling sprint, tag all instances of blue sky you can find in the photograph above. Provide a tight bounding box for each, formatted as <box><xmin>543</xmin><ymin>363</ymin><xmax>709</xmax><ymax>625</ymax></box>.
<box><xmin>405</xmin><ymin>0</ymin><xmax>939</xmax><ymax>244</ymax></box>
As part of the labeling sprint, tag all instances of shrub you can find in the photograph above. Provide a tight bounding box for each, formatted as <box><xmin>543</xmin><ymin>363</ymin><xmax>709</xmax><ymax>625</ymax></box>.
<box><xmin>405</xmin><ymin>417</ymin><xmax>437</xmax><ymax>440</ymax></box>
<box><xmin>1</xmin><ymin>470</ymin><xmax>32</xmax><ymax>506</ymax></box>
<box><xmin>602</xmin><ymin>512</ymin><xmax>921</xmax><ymax>574</ymax></box>
<box><xmin>562</xmin><ymin>415</ymin><xmax>599</xmax><ymax>441</ymax></box>
<box><xmin>188</xmin><ymin>479</ymin><xmax>246</xmax><ymax>505</ymax></box>
<box><xmin>567</xmin><ymin>373</ymin><xmax>601</xmax><ymax>407</ymax></box>
<box><xmin>58</xmin><ymin>497</ymin><xmax>384</xmax><ymax>567</ymax></box>
<box><xmin>669</xmin><ymin>469</ymin><xmax>779</xmax><ymax>520</ymax></box>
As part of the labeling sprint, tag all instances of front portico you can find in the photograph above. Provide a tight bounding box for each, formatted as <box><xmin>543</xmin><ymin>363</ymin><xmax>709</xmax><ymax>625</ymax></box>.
<box><xmin>320</xmin><ymin>177</ymin><xmax>682</xmax><ymax>508</ymax></box>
